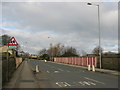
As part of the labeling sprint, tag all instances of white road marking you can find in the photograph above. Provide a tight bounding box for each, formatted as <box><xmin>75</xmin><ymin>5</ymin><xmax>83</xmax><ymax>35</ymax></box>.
<box><xmin>58</xmin><ymin>68</ymin><xmax>64</xmax><ymax>71</ymax></box>
<box><xmin>84</xmin><ymin>77</ymin><xmax>105</xmax><ymax>84</ymax></box>
<box><xmin>46</xmin><ymin>71</ymin><xmax>50</xmax><ymax>73</ymax></box>
<box><xmin>54</xmin><ymin>71</ymin><xmax>59</xmax><ymax>73</ymax></box>
<box><xmin>56</xmin><ymin>82</ymin><xmax>62</xmax><ymax>87</ymax></box>
<box><xmin>55</xmin><ymin>82</ymin><xmax>71</xmax><ymax>87</ymax></box>
<box><xmin>61</xmin><ymin>82</ymin><xmax>68</xmax><ymax>87</ymax></box>
<box><xmin>78</xmin><ymin>82</ymin><xmax>85</xmax><ymax>86</ymax></box>
<box><xmin>78</xmin><ymin>81</ymin><xmax>96</xmax><ymax>86</ymax></box>
<box><xmin>61</xmin><ymin>82</ymin><xmax>66</xmax><ymax>87</ymax></box>
<box><xmin>83</xmin><ymin>81</ymin><xmax>91</xmax><ymax>85</ymax></box>
<box><xmin>64</xmin><ymin>82</ymin><xmax>71</xmax><ymax>86</ymax></box>
<box><xmin>87</xmin><ymin>81</ymin><xmax>96</xmax><ymax>85</ymax></box>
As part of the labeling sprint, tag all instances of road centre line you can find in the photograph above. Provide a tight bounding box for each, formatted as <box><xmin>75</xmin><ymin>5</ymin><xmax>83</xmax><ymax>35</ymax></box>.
<box><xmin>84</xmin><ymin>77</ymin><xmax>105</xmax><ymax>84</ymax></box>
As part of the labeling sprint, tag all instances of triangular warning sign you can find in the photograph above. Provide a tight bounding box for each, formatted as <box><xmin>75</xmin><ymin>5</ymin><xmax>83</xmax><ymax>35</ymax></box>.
<box><xmin>8</xmin><ymin>37</ymin><xmax>18</xmax><ymax>46</ymax></box>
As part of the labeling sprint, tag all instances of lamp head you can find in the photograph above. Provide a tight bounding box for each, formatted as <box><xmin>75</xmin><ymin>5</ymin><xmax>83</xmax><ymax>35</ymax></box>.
<box><xmin>87</xmin><ymin>3</ymin><xmax>92</xmax><ymax>5</ymax></box>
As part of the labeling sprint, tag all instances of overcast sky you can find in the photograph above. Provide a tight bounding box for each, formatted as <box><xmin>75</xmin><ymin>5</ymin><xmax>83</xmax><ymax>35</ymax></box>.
<box><xmin>1</xmin><ymin>1</ymin><xmax>118</xmax><ymax>55</ymax></box>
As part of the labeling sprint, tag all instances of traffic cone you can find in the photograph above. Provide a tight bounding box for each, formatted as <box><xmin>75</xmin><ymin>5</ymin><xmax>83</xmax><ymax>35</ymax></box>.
<box><xmin>92</xmin><ymin>65</ymin><xmax>95</xmax><ymax>72</ymax></box>
<box><xmin>88</xmin><ymin>65</ymin><xmax>91</xmax><ymax>71</ymax></box>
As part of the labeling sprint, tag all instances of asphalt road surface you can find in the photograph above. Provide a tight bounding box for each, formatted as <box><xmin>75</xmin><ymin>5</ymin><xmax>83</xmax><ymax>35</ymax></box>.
<box><xmin>28</xmin><ymin>59</ymin><xmax>118</xmax><ymax>88</ymax></box>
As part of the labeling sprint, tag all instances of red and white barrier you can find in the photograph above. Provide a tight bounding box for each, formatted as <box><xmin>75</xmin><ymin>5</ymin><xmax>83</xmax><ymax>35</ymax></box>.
<box><xmin>54</xmin><ymin>57</ymin><xmax>97</xmax><ymax>67</ymax></box>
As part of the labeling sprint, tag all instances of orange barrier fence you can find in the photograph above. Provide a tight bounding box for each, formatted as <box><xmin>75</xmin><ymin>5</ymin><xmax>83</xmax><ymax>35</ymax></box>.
<box><xmin>54</xmin><ymin>57</ymin><xmax>97</xmax><ymax>67</ymax></box>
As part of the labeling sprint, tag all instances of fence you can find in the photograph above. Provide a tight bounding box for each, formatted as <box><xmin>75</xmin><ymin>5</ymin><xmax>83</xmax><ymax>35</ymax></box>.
<box><xmin>54</xmin><ymin>55</ymin><xmax>120</xmax><ymax>71</ymax></box>
<box><xmin>2</xmin><ymin>56</ymin><xmax>16</xmax><ymax>85</ymax></box>
<box><xmin>101</xmin><ymin>55</ymin><xmax>120</xmax><ymax>71</ymax></box>
<box><xmin>54</xmin><ymin>57</ymin><xmax>97</xmax><ymax>67</ymax></box>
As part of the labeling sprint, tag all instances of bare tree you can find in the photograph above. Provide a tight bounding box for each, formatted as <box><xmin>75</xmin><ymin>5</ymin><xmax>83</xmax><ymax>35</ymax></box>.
<box><xmin>1</xmin><ymin>34</ymin><xmax>11</xmax><ymax>46</ymax></box>
<box><xmin>47</xmin><ymin>43</ymin><xmax>65</xmax><ymax>57</ymax></box>
<box><xmin>61</xmin><ymin>46</ymin><xmax>79</xmax><ymax>57</ymax></box>
<box><xmin>39</xmin><ymin>43</ymin><xmax>79</xmax><ymax>60</ymax></box>
<box><xmin>81</xmin><ymin>50</ymin><xmax>87</xmax><ymax>56</ymax></box>
<box><xmin>38</xmin><ymin>48</ymin><xmax>47</xmax><ymax>56</ymax></box>
<box><xmin>92</xmin><ymin>46</ymin><xmax>103</xmax><ymax>55</ymax></box>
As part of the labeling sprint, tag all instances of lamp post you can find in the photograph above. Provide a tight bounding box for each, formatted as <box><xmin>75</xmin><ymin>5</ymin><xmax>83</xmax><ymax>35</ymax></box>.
<box><xmin>87</xmin><ymin>3</ymin><xmax>102</xmax><ymax>69</ymax></box>
<box><xmin>48</xmin><ymin>37</ymin><xmax>54</xmax><ymax>61</ymax></box>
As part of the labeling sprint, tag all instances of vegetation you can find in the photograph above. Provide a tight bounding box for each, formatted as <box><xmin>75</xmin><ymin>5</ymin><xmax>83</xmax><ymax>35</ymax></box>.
<box><xmin>1</xmin><ymin>34</ymin><xmax>29</xmax><ymax>58</ymax></box>
<box><xmin>38</xmin><ymin>54</ymin><xmax>50</xmax><ymax>60</ymax></box>
<box><xmin>1</xmin><ymin>34</ymin><xmax>11</xmax><ymax>46</ymax></box>
<box><xmin>38</xmin><ymin>43</ymin><xmax>79</xmax><ymax>60</ymax></box>
<box><xmin>92</xmin><ymin>46</ymin><xmax>103</xmax><ymax>56</ymax></box>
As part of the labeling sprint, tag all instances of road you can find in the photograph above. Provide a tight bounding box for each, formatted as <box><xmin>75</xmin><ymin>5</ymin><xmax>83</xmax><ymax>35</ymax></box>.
<box><xmin>28</xmin><ymin>59</ymin><xmax>118</xmax><ymax>88</ymax></box>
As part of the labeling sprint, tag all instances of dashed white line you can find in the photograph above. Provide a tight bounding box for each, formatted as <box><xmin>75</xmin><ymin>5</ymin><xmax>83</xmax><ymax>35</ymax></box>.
<box><xmin>84</xmin><ymin>77</ymin><xmax>105</xmax><ymax>84</ymax></box>
<box><xmin>54</xmin><ymin>71</ymin><xmax>59</xmax><ymax>73</ymax></box>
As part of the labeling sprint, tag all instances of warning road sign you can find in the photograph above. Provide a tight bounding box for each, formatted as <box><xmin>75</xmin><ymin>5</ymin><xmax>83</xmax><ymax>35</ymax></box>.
<box><xmin>8</xmin><ymin>37</ymin><xmax>18</xmax><ymax>46</ymax></box>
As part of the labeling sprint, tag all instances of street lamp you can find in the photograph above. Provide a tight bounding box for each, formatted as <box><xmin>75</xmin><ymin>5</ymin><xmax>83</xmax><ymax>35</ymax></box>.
<box><xmin>87</xmin><ymin>3</ymin><xmax>102</xmax><ymax>69</ymax></box>
<box><xmin>48</xmin><ymin>37</ymin><xmax>54</xmax><ymax>61</ymax></box>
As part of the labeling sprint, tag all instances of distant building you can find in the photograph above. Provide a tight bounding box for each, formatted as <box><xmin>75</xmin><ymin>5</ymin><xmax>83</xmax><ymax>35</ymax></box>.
<box><xmin>0</xmin><ymin>45</ymin><xmax>16</xmax><ymax>56</ymax></box>
<box><xmin>29</xmin><ymin>55</ymin><xmax>38</xmax><ymax>59</ymax></box>
<box><xmin>86</xmin><ymin>54</ymin><xmax>97</xmax><ymax>57</ymax></box>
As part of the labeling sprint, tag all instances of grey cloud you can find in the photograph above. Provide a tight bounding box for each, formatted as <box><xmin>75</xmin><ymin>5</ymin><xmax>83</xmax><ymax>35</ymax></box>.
<box><xmin>2</xmin><ymin>2</ymin><xmax>118</xmax><ymax>54</ymax></box>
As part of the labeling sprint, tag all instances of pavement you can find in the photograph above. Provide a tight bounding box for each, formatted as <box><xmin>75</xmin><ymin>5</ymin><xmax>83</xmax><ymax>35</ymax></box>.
<box><xmin>50</xmin><ymin>61</ymin><xmax>119</xmax><ymax>76</ymax></box>
<box><xmin>3</xmin><ymin>61</ymin><xmax>39</xmax><ymax>88</ymax></box>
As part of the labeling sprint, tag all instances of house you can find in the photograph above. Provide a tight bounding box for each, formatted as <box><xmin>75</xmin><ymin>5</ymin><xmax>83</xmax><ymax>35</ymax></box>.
<box><xmin>0</xmin><ymin>45</ymin><xmax>16</xmax><ymax>56</ymax></box>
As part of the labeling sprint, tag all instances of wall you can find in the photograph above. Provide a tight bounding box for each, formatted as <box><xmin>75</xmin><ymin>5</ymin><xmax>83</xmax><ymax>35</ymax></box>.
<box><xmin>2</xmin><ymin>56</ymin><xmax>16</xmax><ymax>85</ymax></box>
<box><xmin>101</xmin><ymin>55</ymin><xmax>120</xmax><ymax>71</ymax></box>
<box><xmin>16</xmin><ymin>57</ymin><xmax>22</xmax><ymax>68</ymax></box>
<box><xmin>2</xmin><ymin>53</ymin><xmax>23</xmax><ymax>86</ymax></box>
